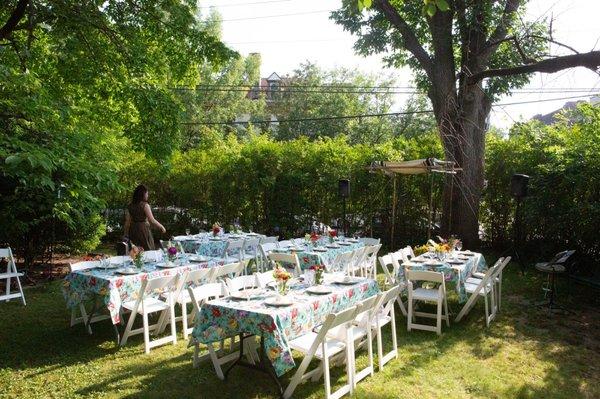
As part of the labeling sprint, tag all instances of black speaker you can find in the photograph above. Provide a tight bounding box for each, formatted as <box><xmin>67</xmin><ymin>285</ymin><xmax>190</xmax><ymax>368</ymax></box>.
<box><xmin>338</xmin><ymin>179</ymin><xmax>350</xmax><ymax>198</ymax></box>
<box><xmin>510</xmin><ymin>174</ymin><xmax>529</xmax><ymax>198</ymax></box>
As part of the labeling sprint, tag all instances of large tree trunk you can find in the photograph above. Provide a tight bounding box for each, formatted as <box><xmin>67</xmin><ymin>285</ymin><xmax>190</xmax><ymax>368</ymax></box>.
<box><xmin>437</xmin><ymin>85</ymin><xmax>491</xmax><ymax>248</ymax></box>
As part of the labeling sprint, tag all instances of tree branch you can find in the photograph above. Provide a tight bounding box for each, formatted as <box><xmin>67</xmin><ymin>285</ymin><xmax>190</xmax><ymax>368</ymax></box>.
<box><xmin>481</xmin><ymin>0</ymin><xmax>522</xmax><ymax>59</ymax></box>
<box><xmin>0</xmin><ymin>0</ymin><xmax>29</xmax><ymax>41</ymax></box>
<box><xmin>373</xmin><ymin>0</ymin><xmax>433</xmax><ymax>75</ymax></box>
<box><xmin>469</xmin><ymin>51</ymin><xmax>600</xmax><ymax>82</ymax></box>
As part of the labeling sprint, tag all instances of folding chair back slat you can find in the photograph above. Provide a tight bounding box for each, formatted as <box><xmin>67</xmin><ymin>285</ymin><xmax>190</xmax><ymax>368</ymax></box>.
<box><xmin>268</xmin><ymin>252</ymin><xmax>301</xmax><ymax>276</ymax></box>
<box><xmin>212</xmin><ymin>262</ymin><xmax>244</xmax><ymax>281</ymax></box>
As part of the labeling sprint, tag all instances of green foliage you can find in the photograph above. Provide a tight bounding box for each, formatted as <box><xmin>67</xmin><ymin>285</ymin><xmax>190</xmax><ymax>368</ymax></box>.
<box><xmin>114</xmin><ymin>133</ymin><xmax>443</xmax><ymax>243</ymax></box>
<box><xmin>0</xmin><ymin>1</ymin><xmax>234</xmax><ymax>264</ymax></box>
<box><xmin>482</xmin><ymin>104</ymin><xmax>600</xmax><ymax>257</ymax></box>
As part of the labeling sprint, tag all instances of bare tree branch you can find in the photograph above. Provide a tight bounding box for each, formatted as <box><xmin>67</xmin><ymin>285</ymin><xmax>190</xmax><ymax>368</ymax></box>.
<box><xmin>0</xmin><ymin>0</ymin><xmax>29</xmax><ymax>40</ymax></box>
<box><xmin>481</xmin><ymin>0</ymin><xmax>522</xmax><ymax>59</ymax></box>
<box><xmin>469</xmin><ymin>50</ymin><xmax>600</xmax><ymax>81</ymax></box>
<box><xmin>373</xmin><ymin>0</ymin><xmax>433</xmax><ymax>76</ymax></box>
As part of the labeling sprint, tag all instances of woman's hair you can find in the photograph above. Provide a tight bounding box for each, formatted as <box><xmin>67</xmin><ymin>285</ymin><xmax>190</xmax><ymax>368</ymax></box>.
<box><xmin>131</xmin><ymin>184</ymin><xmax>148</xmax><ymax>205</ymax></box>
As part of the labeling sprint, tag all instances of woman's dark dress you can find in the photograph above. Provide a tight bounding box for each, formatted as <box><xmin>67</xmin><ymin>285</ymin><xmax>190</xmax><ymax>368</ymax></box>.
<box><xmin>127</xmin><ymin>201</ymin><xmax>155</xmax><ymax>250</ymax></box>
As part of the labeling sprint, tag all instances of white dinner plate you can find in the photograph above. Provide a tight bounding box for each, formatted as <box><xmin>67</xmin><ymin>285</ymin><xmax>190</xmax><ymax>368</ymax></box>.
<box><xmin>313</xmin><ymin>247</ymin><xmax>328</xmax><ymax>252</ymax></box>
<box><xmin>156</xmin><ymin>262</ymin><xmax>177</xmax><ymax>268</ymax></box>
<box><xmin>115</xmin><ymin>268</ymin><xmax>139</xmax><ymax>275</ymax></box>
<box><xmin>188</xmin><ymin>255</ymin><xmax>209</xmax><ymax>262</ymax></box>
<box><xmin>230</xmin><ymin>289</ymin><xmax>264</xmax><ymax>301</ymax></box>
<box><xmin>332</xmin><ymin>277</ymin><xmax>363</xmax><ymax>285</ymax></box>
<box><xmin>264</xmin><ymin>297</ymin><xmax>294</xmax><ymax>307</ymax></box>
<box><xmin>338</xmin><ymin>242</ymin><xmax>352</xmax><ymax>246</ymax></box>
<box><xmin>305</xmin><ymin>285</ymin><xmax>332</xmax><ymax>295</ymax></box>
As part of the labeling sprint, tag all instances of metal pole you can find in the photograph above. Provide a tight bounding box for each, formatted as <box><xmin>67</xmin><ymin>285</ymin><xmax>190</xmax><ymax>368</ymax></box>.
<box><xmin>391</xmin><ymin>175</ymin><xmax>397</xmax><ymax>249</ymax></box>
<box><xmin>342</xmin><ymin>197</ymin><xmax>347</xmax><ymax>236</ymax></box>
<box><xmin>428</xmin><ymin>172</ymin><xmax>434</xmax><ymax>240</ymax></box>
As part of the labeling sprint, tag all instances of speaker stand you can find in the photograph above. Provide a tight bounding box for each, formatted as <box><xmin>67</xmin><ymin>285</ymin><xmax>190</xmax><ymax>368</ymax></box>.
<box><xmin>501</xmin><ymin>197</ymin><xmax>526</xmax><ymax>273</ymax></box>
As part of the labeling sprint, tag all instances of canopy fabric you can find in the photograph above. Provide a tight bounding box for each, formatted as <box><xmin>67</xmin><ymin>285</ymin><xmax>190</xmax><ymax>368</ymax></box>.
<box><xmin>368</xmin><ymin>158</ymin><xmax>461</xmax><ymax>175</ymax></box>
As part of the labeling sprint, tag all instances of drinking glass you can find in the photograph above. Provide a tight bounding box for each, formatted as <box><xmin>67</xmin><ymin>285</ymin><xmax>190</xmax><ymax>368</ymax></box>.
<box><xmin>185</xmin><ymin>228</ymin><xmax>190</xmax><ymax>236</ymax></box>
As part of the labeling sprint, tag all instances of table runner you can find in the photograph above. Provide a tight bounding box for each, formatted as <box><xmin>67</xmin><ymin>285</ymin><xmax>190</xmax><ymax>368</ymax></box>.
<box><xmin>191</xmin><ymin>277</ymin><xmax>380</xmax><ymax>376</ymax></box>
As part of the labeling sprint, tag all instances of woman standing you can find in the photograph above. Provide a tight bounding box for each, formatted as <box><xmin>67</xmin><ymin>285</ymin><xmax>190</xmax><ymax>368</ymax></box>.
<box><xmin>124</xmin><ymin>184</ymin><xmax>166</xmax><ymax>250</ymax></box>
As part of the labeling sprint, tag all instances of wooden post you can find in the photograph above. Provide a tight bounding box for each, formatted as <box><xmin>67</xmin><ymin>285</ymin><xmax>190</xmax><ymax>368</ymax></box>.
<box><xmin>391</xmin><ymin>175</ymin><xmax>397</xmax><ymax>250</ymax></box>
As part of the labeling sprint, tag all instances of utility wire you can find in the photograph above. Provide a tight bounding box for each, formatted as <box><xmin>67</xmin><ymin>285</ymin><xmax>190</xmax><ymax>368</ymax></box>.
<box><xmin>181</xmin><ymin>94</ymin><xmax>597</xmax><ymax>126</ymax></box>
<box><xmin>200</xmin><ymin>0</ymin><xmax>295</xmax><ymax>8</ymax></box>
<box><xmin>220</xmin><ymin>9</ymin><xmax>332</xmax><ymax>22</ymax></box>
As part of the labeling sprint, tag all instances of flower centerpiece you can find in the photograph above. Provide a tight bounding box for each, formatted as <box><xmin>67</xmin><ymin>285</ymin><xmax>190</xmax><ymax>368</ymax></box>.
<box><xmin>310</xmin><ymin>264</ymin><xmax>324</xmax><ymax>285</ymax></box>
<box><xmin>130</xmin><ymin>245</ymin><xmax>144</xmax><ymax>269</ymax></box>
<box><xmin>433</xmin><ymin>242</ymin><xmax>451</xmax><ymax>260</ymax></box>
<box><xmin>328</xmin><ymin>229</ymin><xmax>337</xmax><ymax>243</ymax></box>
<box><xmin>413</xmin><ymin>244</ymin><xmax>429</xmax><ymax>257</ymax></box>
<box><xmin>212</xmin><ymin>223</ymin><xmax>221</xmax><ymax>237</ymax></box>
<box><xmin>272</xmin><ymin>265</ymin><xmax>292</xmax><ymax>295</ymax></box>
<box><xmin>166</xmin><ymin>242</ymin><xmax>178</xmax><ymax>266</ymax></box>
<box><xmin>310</xmin><ymin>232</ymin><xmax>320</xmax><ymax>247</ymax></box>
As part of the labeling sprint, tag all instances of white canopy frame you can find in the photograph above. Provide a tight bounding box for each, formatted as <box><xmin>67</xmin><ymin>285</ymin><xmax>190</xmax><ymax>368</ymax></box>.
<box><xmin>368</xmin><ymin>158</ymin><xmax>462</xmax><ymax>248</ymax></box>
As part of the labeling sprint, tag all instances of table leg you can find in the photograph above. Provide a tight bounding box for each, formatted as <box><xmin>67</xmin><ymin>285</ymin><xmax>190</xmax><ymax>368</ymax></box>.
<box><xmin>224</xmin><ymin>334</ymin><xmax>284</xmax><ymax>398</ymax></box>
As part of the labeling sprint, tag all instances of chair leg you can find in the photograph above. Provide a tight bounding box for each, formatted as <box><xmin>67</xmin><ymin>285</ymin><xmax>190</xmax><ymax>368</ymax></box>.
<box><xmin>142</xmin><ymin>312</ymin><xmax>151</xmax><ymax>354</ymax></box>
<box><xmin>484</xmin><ymin>295</ymin><xmax>490</xmax><ymax>327</ymax></box>
<box><xmin>436</xmin><ymin>299</ymin><xmax>443</xmax><ymax>336</ymax></box>
<box><xmin>169</xmin><ymin>305</ymin><xmax>177</xmax><ymax>345</ymax></box>
<box><xmin>407</xmin><ymin>297</ymin><xmax>413</xmax><ymax>331</ymax></box>
<box><xmin>443</xmin><ymin>296</ymin><xmax>450</xmax><ymax>327</ymax></box>
<box><xmin>182</xmin><ymin>303</ymin><xmax>189</xmax><ymax>339</ymax></box>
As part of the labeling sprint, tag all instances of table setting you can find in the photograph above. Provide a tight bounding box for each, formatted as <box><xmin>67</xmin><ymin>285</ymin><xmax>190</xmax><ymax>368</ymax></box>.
<box><xmin>272</xmin><ymin>234</ymin><xmax>364</xmax><ymax>270</ymax></box>
<box><xmin>191</xmin><ymin>271</ymin><xmax>380</xmax><ymax>377</ymax></box>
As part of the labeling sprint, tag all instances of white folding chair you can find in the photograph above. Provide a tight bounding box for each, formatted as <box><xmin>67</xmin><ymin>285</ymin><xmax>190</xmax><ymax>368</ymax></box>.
<box><xmin>378</xmin><ymin>254</ymin><xmax>407</xmax><ymax>316</ymax></box>
<box><xmin>406</xmin><ymin>270</ymin><xmax>449</xmax><ymax>336</ymax></box>
<box><xmin>221</xmin><ymin>239</ymin><xmax>244</xmax><ymax>265</ymax></box>
<box><xmin>260</xmin><ymin>236</ymin><xmax>279</xmax><ymax>245</ymax></box>
<box><xmin>456</xmin><ymin>258</ymin><xmax>508</xmax><ymax>326</ymax></box>
<box><xmin>347</xmin><ymin>248</ymin><xmax>366</xmax><ymax>277</ymax></box>
<box><xmin>211</xmin><ymin>262</ymin><xmax>244</xmax><ymax>282</ymax></box>
<box><xmin>68</xmin><ymin>260</ymin><xmax>106</xmax><ymax>333</ymax></box>
<box><xmin>403</xmin><ymin>246</ymin><xmax>415</xmax><ymax>260</ymax></box>
<box><xmin>258</xmin><ymin>242</ymin><xmax>278</xmax><ymax>272</ymax></box>
<box><xmin>0</xmin><ymin>248</ymin><xmax>26</xmax><ymax>306</ymax></box>
<box><xmin>120</xmin><ymin>274</ymin><xmax>179</xmax><ymax>353</ymax></box>
<box><xmin>362</xmin><ymin>286</ymin><xmax>400</xmax><ymax>371</ymax></box>
<box><xmin>188</xmin><ymin>280</ymin><xmax>253</xmax><ymax>375</ymax></box>
<box><xmin>255</xmin><ymin>270</ymin><xmax>275</xmax><ymax>288</ymax></box>
<box><xmin>361</xmin><ymin>244</ymin><xmax>381</xmax><ymax>279</ymax></box>
<box><xmin>470</xmin><ymin>256</ymin><xmax>510</xmax><ymax>311</ymax></box>
<box><xmin>241</xmin><ymin>237</ymin><xmax>261</xmax><ymax>269</ymax></box>
<box><xmin>330</xmin><ymin>251</ymin><xmax>354</xmax><ymax>275</ymax></box>
<box><xmin>225</xmin><ymin>274</ymin><xmax>260</xmax><ymax>294</ymax></box>
<box><xmin>292</xmin><ymin>238</ymin><xmax>305</xmax><ymax>246</ymax></box>
<box><xmin>278</xmin><ymin>240</ymin><xmax>293</xmax><ymax>248</ymax></box>
<box><xmin>346</xmin><ymin>295</ymin><xmax>379</xmax><ymax>388</ymax></box>
<box><xmin>268</xmin><ymin>252</ymin><xmax>302</xmax><ymax>277</ymax></box>
<box><xmin>359</xmin><ymin>237</ymin><xmax>380</xmax><ymax>246</ymax></box>
<box><xmin>169</xmin><ymin>267</ymin><xmax>214</xmax><ymax>339</ymax></box>
<box><xmin>284</xmin><ymin>305</ymin><xmax>358</xmax><ymax>399</ymax></box>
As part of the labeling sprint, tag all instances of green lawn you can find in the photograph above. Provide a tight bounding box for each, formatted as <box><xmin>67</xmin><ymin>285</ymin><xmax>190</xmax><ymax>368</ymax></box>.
<box><xmin>1</xmin><ymin>258</ymin><xmax>599</xmax><ymax>399</ymax></box>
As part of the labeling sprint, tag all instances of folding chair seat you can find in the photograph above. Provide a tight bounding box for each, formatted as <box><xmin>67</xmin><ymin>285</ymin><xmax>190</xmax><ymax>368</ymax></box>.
<box><xmin>406</xmin><ymin>270</ymin><xmax>449</xmax><ymax>335</ymax></box>
<box><xmin>120</xmin><ymin>274</ymin><xmax>179</xmax><ymax>353</ymax></box>
<box><xmin>284</xmin><ymin>306</ymin><xmax>358</xmax><ymax>399</ymax></box>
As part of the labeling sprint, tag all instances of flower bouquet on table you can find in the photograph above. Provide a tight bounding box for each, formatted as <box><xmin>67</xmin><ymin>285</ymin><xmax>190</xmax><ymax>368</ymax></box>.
<box><xmin>212</xmin><ymin>223</ymin><xmax>221</xmax><ymax>237</ymax></box>
<box><xmin>165</xmin><ymin>242</ymin><xmax>178</xmax><ymax>266</ymax></box>
<box><xmin>413</xmin><ymin>244</ymin><xmax>429</xmax><ymax>257</ymax></box>
<box><xmin>309</xmin><ymin>264</ymin><xmax>324</xmax><ymax>285</ymax></box>
<box><xmin>310</xmin><ymin>232</ymin><xmax>321</xmax><ymax>247</ymax></box>
<box><xmin>130</xmin><ymin>245</ymin><xmax>144</xmax><ymax>269</ymax></box>
<box><xmin>433</xmin><ymin>242</ymin><xmax>451</xmax><ymax>261</ymax></box>
<box><xmin>272</xmin><ymin>265</ymin><xmax>292</xmax><ymax>295</ymax></box>
<box><xmin>328</xmin><ymin>229</ymin><xmax>337</xmax><ymax>243</ymax></box>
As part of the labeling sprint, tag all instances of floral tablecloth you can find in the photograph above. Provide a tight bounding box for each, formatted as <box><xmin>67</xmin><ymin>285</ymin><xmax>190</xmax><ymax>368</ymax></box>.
<box><xmin>402</xmin><ymin>251</ymin><xmax>486</xmax><ymax>302</ymax></box>
<box><xmin>62</xmin><ymin>260</ymin><xmax>217</xmax><ymax>324</ymax></box>
<box><xmin>274</xmin><ymin>241</ymin><xmax>364</xmax><ymax>270</ymax></box>
<box><xmin>191</xmin><ymin>277</ymin><xmax>380</xmax><ymax>376</ymax></box>
<box><xmin>175</xmin><ymin>234</ymin><xmax>261</xmax><ymax>258</ymax></box>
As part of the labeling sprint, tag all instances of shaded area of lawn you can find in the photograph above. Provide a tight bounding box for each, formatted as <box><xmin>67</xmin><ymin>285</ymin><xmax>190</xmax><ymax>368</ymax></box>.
<box><xmin>1</xmin><ymin>257</ymin><xmax>599</xmax><ymax>398</ymax></box>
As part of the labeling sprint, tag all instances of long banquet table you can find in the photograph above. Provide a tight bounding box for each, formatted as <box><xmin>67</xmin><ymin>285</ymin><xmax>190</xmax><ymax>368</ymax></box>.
<box><xmin>62</xmin><ymin>258</ymin><xmax>217</xmax><ymax>325</ymax></box>
<box><xmin>191</xmin><ymin>275</ymin><xmax>380</xmax><ymax>377</ymax></box>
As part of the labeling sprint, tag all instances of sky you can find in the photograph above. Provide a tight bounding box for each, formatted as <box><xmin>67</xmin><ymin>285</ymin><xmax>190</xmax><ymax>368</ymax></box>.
<box><xmin>203</xmin><ymin>0</ymin><xmax>600</xmax><ymax>129</ymax></box>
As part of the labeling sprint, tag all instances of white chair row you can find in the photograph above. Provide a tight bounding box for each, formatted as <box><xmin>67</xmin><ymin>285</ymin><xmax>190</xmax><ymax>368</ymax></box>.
<box><xmin>329</xmin><ymin>244</ymin><xmax>382</xmax><ymax>278</ymax></box>
<box><xmin>284</xmin><ymin>285</ymin><xmax>400</xmax><ymax>399</ymax></box>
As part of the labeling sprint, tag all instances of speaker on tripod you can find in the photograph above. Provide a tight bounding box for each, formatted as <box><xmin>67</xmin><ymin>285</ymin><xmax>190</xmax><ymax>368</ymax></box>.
<box><xmin>508</xmin><ymin>174</ymin><xmax>529</xmax><ymax>271</ymax></box>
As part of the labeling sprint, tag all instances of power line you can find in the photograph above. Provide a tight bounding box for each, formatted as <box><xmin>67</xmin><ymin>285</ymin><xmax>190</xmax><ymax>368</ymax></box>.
<box><xmin>220</xmin><ymin>9</ymin><xmax>332</xmax><ymax>22</ymax></box>
<box><xmin>200</xmin><ymin>0</ymin><xmax>295</xmax><ymax>8</ymax></box>
<box><xmin>181</xmin><ymin>94</ymin><xmax>597</xmax><ymax>126</ymax></box>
